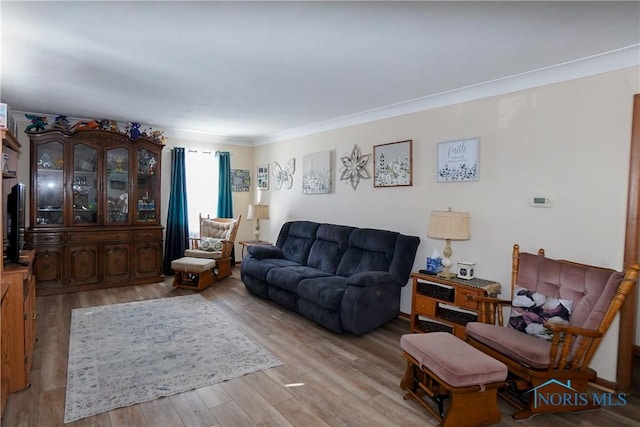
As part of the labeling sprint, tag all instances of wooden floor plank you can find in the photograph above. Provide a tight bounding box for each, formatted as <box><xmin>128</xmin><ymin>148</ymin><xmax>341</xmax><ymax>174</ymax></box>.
<box><xmin>108</xmin><ymin>405</ymin><xmax>149</xmax><ymax>427</ymax></box>
<box><xmin>168</xmin><ymin>390</ymin><xmax>218</xmax><ymax>427</ymax></box>
<box><xmin>2</xmin><ymin>270</ymin><xmax>639</xmax><ymax>427</ymax></box>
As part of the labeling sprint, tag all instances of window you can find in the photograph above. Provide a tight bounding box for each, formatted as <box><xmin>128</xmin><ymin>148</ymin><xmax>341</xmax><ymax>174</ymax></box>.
<box><xmin>185</xmin><ymin>150</ymin><xmax>218</xmax><ymax>237</ymax></box>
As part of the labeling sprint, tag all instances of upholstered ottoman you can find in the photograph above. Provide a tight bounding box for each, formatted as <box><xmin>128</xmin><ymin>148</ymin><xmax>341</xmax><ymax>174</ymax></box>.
<box><xmin>171</xmin><ymin>257</ymin><xmax>217</xmax><ymax>291</ymax></box>
<box><xmin>400</xmin><ymin>332</ymin><xmax>507</xmax><ymax>427</ymax></box>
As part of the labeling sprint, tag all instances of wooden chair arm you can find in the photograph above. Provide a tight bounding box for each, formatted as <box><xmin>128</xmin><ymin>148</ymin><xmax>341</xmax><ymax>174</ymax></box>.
<box><xmin>545</xmin><ymin>323</ymin><xmax>604</xmax><ymax>338</ymax></box>
<box><xmin>466</xmin><ymin>295</ymin><xmax>511</xmax><ymax>326</ymax></box>
<box><xmin>546</xmin><ymin>323</ymin><xmax>604</xmax><ymax>371</ymax></box>
<box><xmin>189</xmin><ymin>237</ymin><xmax>199</xmax><ymax>249</ymax></box>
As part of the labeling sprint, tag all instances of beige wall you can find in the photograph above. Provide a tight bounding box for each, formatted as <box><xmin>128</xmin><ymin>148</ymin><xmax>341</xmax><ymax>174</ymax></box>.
<box><xmin>12</xmin><ymin>66</ymin><xmax>639</xmax><ymax>383</ymax></box>
<box><xmin>250</xmin><ymin>67</ymin><xmax>639</xmax><ymax>382</ymax></box>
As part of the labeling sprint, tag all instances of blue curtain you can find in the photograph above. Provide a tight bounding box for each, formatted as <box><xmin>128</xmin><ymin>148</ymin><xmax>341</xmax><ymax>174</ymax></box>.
<box><xmin>163</xmin><ymin>147</ymin><xmax>189</xmax><ymax>275</ymax></box>
<box><xmin>217</xmin><ymin>151</ymin><xmax>235</xmax><ymax>263</ymax></box>
<box><xmin>217</xmin><ymin>151</ymin><xmax>233</xmax><ymax>218</ymax></box>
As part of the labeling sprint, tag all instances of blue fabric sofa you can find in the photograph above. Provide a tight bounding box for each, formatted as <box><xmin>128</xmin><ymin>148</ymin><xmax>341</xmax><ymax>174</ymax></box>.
<box><xmin>240</xmin><ymin>220</ymin><xmax>420</xmax><ymax>335</ymax></box>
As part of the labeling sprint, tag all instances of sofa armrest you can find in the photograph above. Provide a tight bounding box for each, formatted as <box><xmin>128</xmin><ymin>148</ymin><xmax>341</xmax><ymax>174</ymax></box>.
<box><xmin>346</xmin><ymin>271</ymin><xmax>400</xmax><ymax>287</ymax></box>
<box><xmin>247</xmin><ymin>245</ymin><xmax>284</xmax><ymax>259</ymax></box>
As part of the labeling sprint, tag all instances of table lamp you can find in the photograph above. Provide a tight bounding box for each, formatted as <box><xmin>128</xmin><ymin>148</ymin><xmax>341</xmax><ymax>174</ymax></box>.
<box><xmin>427</xmin><ymin>208</ymin><xmax>470</xmax><ymax>278</ymax></box>
<box><xmin>247</xmin><ymin>204</ymin><xmax>269</xmax><ymax>242</ymax></box>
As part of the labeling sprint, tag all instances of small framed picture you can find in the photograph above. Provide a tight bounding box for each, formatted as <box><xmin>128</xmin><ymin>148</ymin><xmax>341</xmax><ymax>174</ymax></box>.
<box><xmin>374</xmin><ymin>139</ymin><xmax>412</xmax><ymax>187</ymax></box>
<box><xmin>257</xmin><ymin>164</ymin><xmax>269</xmax><ymax>190</ymax></box>
<box><xmin>231</xmin><ymin>169</ymin><xmax>250</xmax><ymax>192</ymax></box>
<box><xmin>437</xmin><ymin>138</ymin><xmax>479</xmax><ymax>182</ymax></box>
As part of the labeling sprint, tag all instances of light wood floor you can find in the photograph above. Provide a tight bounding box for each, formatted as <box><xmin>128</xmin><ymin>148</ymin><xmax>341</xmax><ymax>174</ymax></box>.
<box><xmin>3</xmin><ymin>269</ymin><xmax>640</xmax><ymax>427</ymax></box>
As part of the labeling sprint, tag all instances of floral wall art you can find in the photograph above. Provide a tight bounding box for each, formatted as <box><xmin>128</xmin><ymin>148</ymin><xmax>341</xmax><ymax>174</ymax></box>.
<box><xmin>339</xmin><ymin>145</ymin><xmax>370</xmax><ymax>190</ymax></box>
<box><xmin>373</xmin><ymin>139</ymin><xmax>412</xmax><ymax>187</ymax></box>
<box><xmin>303</xmin><ymin>151</ymin><xmax>332</xmax><ymax>194</ymax></box>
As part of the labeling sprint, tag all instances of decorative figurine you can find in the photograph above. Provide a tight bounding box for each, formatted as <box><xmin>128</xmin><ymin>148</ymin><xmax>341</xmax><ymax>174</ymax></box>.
<box><xmin>99</xmin><ymin>119</ymin><xmax>111</xmax><ymax>130</ymax></box>
<box><xmin>126</xmin><ymin>122</ymin><xmax>142</xmax><ymax>139</ymax></box>
<box><xmin>69</xmin><ymin>119</ymin><xmax>100</xmax><ymax>131</ymax></box>
<box><xmin>51</xmin><ymin>115</ymin><xmax>71</xmax><ymax>131</ymax></box>
<box><xmin>149</xmin><ymin>129</ymin><xmax>166</xmax><ymax>143</ymax></box>
<box><xmin>25</xmin><ymin>114</ymin><xmax>48</xmax><ymax>132</ymax></box>
<box><xmin>110</xmin><ymin>121</ymin><xmax>120</xmax><ymax>133</ymax></box>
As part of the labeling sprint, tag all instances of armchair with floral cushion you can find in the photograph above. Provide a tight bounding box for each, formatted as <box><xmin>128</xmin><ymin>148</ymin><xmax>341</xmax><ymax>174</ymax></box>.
<box><xmin>464</xmin><ymin>244</ymin><xmax>639</xmax><ymax>420</ymax></box>
<box><xmin>184</xmin><ymin>214</ymin><xmax>241</xmax><ymax>279</ymax></box>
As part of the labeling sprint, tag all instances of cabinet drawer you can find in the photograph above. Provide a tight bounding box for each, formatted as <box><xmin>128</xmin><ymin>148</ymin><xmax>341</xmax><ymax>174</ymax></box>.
<box><xmin>69</xmin><ymin>231</ymin><xmax>132</xmax><ymax>243</ymax></box>
<box><xmin>414</xmin><ymin>295</ymin><xmax>436</xmax><ymax>316</ymax></box>
<box><xmin>30</xmin><ymin>233</ymin><xmax>64</xmax><ymax>244</ymax></box>
<box><xmin>454</xmin><ymin>287</ymin><xmax>481</xmax><ymax>310</ymax></box>
<box><xmin>134</xmin><ymin>229</ymin><xmax>162</xmax><ymax>240</ymax></box>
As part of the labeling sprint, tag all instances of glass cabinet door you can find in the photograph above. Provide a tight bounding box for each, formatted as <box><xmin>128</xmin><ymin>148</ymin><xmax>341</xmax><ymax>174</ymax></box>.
<box><xmin>106</xmin><ymin>147</ymin><xmax>130</xmax><ymax>224</ymax></box>
<box><xmin>135</xmin><ymin>148</ymin><xmax>158</xmax><ymax>223</ymax></box>
<box><xmin>35</xmin><ymin>141</ymin><xmax>65</xmax><ymax>226</ymax></box>
<box><xmin>72</xmin><ymin>143</ymin><xmax>98</xmax><ymax>225</ymax></box>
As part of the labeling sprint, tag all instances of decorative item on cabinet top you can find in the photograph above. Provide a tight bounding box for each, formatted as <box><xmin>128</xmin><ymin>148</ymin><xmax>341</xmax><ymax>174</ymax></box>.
<box><xmin>24</xmin><ymin>112</ymin><xmax>166</xmax><ymax>144</ymax></box>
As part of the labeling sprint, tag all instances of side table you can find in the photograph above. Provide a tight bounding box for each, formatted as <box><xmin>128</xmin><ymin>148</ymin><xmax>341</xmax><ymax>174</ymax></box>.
<box><xmin>238</xmin><ymin>240</ymin><xmax>273</xmax><ymax>258</ymax></box>
<box><xmin>409</xmin><ymin>271</ymin><xmax>501</xmax><ymax>339</ymax></box>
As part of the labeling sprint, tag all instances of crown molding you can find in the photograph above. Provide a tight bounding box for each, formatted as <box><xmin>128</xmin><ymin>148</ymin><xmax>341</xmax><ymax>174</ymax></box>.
<box><xmin>255</xmin><ymin>45</ymin><xmax>640</xmax><ymax>146</ymax></box>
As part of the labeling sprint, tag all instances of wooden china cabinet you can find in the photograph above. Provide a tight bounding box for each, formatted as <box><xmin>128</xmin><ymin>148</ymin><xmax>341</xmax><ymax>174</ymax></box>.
<box><xmin>26</xmin><ymin>129</ymin><xmax>164</xmax><ymax>295</ymax></box>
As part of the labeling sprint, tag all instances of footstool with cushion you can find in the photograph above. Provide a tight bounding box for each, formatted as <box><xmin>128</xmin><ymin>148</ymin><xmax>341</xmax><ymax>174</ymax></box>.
<box><xmin>171</xmin><ymin>257</ymin><xmax>217</xmax><ymax>291</ymax></box>
<box><xmin>400</xmin><ymin>332</ymin><xmax>507</xmax><ymax>427</ymax></box>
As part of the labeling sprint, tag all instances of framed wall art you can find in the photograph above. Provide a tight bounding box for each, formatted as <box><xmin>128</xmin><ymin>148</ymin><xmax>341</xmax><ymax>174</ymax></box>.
<box><xmin>231</xmin><ymin>169</ymin><xmax>250</xmax><ymax>192</ymax></box>
<box><xmin>257</xmin><ymin>164</ymin><xmax>269</xmax><ymax>190</ymax></box>
<box><xmin>303</xmin><ymin>151</ymin><xmax>332</xmax><ymax>194</ymax></box>
<box><xmin>373</xmin><ymin>139</ymin><xmax>412</xmax><ymax>187</ymax></box>
<box><xmin>437</xmin><ymin>138</ymin><xmax>479</xmax><ymax>182</ymax></box>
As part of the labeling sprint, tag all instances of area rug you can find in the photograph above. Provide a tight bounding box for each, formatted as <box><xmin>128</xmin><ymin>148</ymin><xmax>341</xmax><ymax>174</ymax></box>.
<box><xmin>64</xmin><ymin>294</ymin><xmax>282</xmax><ymax>423</ymax></box>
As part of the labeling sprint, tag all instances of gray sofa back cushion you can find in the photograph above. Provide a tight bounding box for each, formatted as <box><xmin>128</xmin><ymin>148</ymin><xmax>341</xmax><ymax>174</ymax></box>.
<box><xmin>336</xmin><ymin>228</ymin><xmax>397</xmax><ymax>277</ymax></box>
<box><xmin>276</xmin><ymin>221</ymin><xmax>319</xmax><ymax>264</ymax></box>
<box><xmin>307</xmin><ymin>224</ymin><xmax>355</xmax><ymax>274</ymax></box>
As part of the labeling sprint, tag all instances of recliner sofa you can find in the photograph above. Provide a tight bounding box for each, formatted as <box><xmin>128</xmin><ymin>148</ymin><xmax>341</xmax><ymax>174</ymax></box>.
<box><xmin>240</xmin><ymin>220</ymin><xmax>420</xmax><ymax>335</ymax></box>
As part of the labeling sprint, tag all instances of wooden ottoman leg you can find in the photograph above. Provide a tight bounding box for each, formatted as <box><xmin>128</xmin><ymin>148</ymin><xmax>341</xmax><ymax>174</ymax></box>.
<box><xmin>215</xmin><ymin>257</ymin><xmax>232</xmax><ymax>279</ymax></box>
<box><xmin>172</xmin><ymin>271</ymin><xmax>183</xmax><ymax>288</ymax></box>
<box><xmin>201</xmin><ymin>269</ymin><xmax>215</xmax><ymax>290</ymax></box>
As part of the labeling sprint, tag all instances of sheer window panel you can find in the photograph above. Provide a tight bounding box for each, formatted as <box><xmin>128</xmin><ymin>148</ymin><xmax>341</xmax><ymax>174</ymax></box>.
<box><xmin>185</xmin><ymin>149</ymin><xmax>218</xmax><ymax>238</ymax></box>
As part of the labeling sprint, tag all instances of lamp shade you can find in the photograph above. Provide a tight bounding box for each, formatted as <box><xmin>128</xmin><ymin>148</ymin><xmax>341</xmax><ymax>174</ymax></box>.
<box><xmin>427</xmin><ymin>210</ymin><xmax>470</xmax><ymax>240</ymax></box>
<box><xmin>247</xmin><ymin>204</ymin><xmax>270</xmax><ymax>220</ymax></box>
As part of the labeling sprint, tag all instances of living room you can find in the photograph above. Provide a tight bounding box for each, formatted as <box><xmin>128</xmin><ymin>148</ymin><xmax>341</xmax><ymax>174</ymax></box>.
<box><xmin>2</xmin><ymin>1</ymin><xmax>640</xmax><ymax>426</ymax></box>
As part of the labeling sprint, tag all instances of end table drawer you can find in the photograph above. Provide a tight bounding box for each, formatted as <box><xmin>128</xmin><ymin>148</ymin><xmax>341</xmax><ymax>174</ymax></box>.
<box><xmin>454</xmin><ymin>287</ymin><xmax>481</xmax><ymax>310</ymax></box>
<box><xmin>414</xmin><ymin>295</ymin><xmax>436</xmax><ymax>316</ymax></box>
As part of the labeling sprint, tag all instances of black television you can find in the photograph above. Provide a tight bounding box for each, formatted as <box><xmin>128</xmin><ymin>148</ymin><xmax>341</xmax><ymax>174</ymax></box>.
<box><xmin>6</xmin><ymin>183</ymin><xmax>25</xmax><ymax>264</ymax></box>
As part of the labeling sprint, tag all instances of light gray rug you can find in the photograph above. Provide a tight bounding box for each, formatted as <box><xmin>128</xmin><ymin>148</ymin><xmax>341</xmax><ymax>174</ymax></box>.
<box><xmin>64</xmin><ymin>294</ymin><xmax>281</xmax><ymax>423</ymax></box>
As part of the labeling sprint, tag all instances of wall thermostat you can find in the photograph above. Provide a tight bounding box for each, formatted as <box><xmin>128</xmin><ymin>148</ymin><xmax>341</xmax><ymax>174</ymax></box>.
<box><xmin>530</xmin><ymin>196</ymin><xmax>552</xmax><ymax>208</ymax></box>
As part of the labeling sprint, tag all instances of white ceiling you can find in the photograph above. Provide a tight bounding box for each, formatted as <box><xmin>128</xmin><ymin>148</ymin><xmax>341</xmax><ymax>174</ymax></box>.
<box><xmin>1</xmin><ymin>1</ymin><xmax>639</xmax><ymax>145</ymax></box>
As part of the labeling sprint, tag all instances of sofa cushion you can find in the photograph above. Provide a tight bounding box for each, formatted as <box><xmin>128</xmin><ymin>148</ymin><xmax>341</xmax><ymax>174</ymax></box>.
<box><xmin>247</xmin><ymin>245</ymin><xmax>284</xmax><ymax>259</ymax></box>
<box><xmin>346</xmin><ymin>271</ymin><xmax>399</xmax><ymax>287</ymax></box>
<box><xmin>307</xmin><ymin>224</ymin><xmax>354</xmax><ymax>274</ymax></box>
<box><xmin>266</xmin><ymin>266</ymin><xmax>332</xmax><ymax>293</ymax></box>
<box><xmin>508</xmin><ymin>286</ymin><xmax>572</xmax><ymax>341</ymax></box>
<box><xmin>336</xmin><ymin>228</ymin><xmax>397</xmax><ymax>276</ymax></box>
<box><xmin>240</xmin><ymin>256</ymin><xmax>301</xmax><ymax>282</ymax></box>
<box><xmin>466</xmin><ymin>322</ymin><xmax>552</xmax><ymax>369</ymax></box>
<box><xmin>277</xmin><ymin>221</ymin><xmax>320</xmax><ymax>264</ymax></box>
<box><xmin>297</xmin><ymin>276</ymin><xmax>348</xmax><ymax>310</ymax></box>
